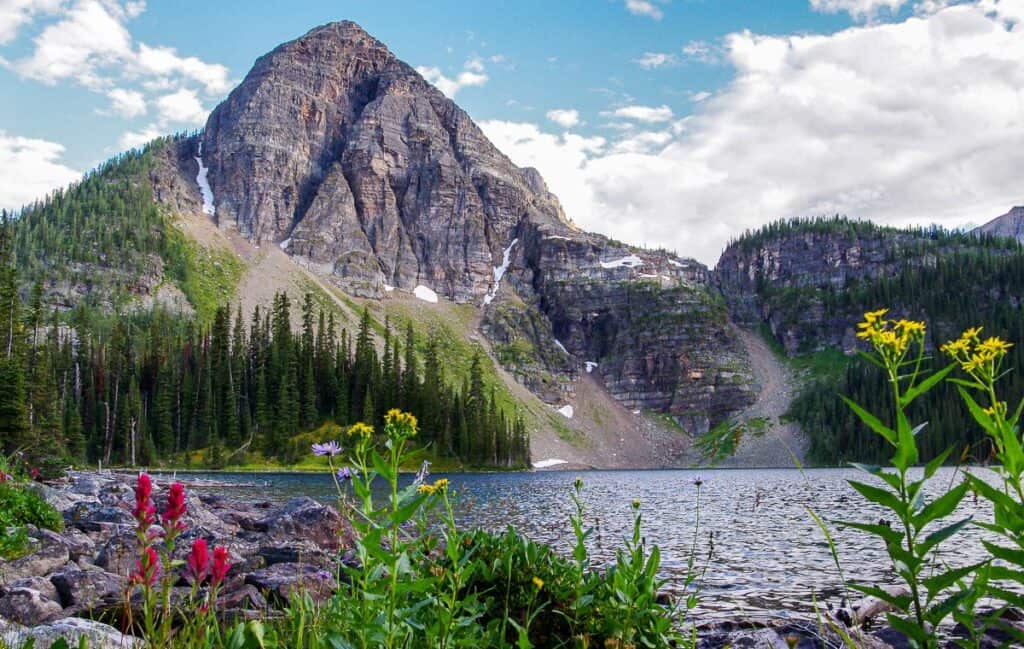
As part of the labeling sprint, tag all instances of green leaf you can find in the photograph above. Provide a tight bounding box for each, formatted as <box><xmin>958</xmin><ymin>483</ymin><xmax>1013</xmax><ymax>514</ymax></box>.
<box><xmin>891</xmin><ymin>410</ymin><xmax>919</xmax><ymax>471</ymax></box>
<box><xmin>922</xmin><ymin>561</ymin><xmax>986</xmax><ymax>598</ymax></box>
<box><xmin>919</xmin><ymin>516</ymin><xmax>972</xmax><ymax>553</ymax></box>
<box><xmin>840</xmin><ymin>396</ymin><xmax>896</xmax><ymax>445</ymax></box>
<box><xmin>848</xmin><ymin>480</ymin><xmax>905</xmax><ymax>515</ymax></box>
<box><xmin>886</xmin><ymin>613</ymin><xmax>930</xmax><ymax>644</ymax></box>
<box><xmin>900</xmin><ymin>363</ymin><xmax>955</xmax><ymax>407</ymax></box>
<box><xmin>958</xmin><ymin>386</ymin><xmax>996</xmax><ymax>432</ymax></box>
<box><xmin>835</xmin><ymin>519</ymin><xmax>903</xmax><ymax>544</ymax></box>
<box><xmin>913</xmin><ymin>482</ymin><xmax>967</xmax><ymax>532</ymax></box>
<box><xmin>848</xmin><ymin>583</ymin><xmax>911</xmax><ymax>610</ymax></box>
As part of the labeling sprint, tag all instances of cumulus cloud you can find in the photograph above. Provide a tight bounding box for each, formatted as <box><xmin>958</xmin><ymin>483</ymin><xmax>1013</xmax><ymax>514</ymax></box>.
<box><xmin>809</xmin><ymin>0</ymin><xmax>909</xmax><ymax>21</ymax></box>
<box><xmin>546</xmin><ymin>108</ymin><xmax>581</xmax><ymax>128</ymax></box>
<box><xmin>624</xmin><ymin>0</ymin><xmax>664</xmax><ymax>19</ymax></box>
<box><xmin>118</xmin><ymin>125</ymin><xmax>161</xmax><ymax>150</ymax></box>
<box><xmin>416</xmin><ymin>56</ymin><xmax>489</xmax><ymax>98</ymax></box>
<box><xmin>609</xmin><ymin>104</ymin><xmax>674</xmax><ymax>123</ymax></box>
<box><xmin>5</xmin><ymin>0</ymin><xmax>229</xmax><ymax>137</ymax></box>
<box><xmin>0</xmin><ymin>0</ymin><xmax>63</xmax><ymax>44</ymax></box>
<box><xmin>633</xmin><ymin>52</ymin><xmax>677</xmax><ymax>68</ymax></box>
<box><xmin>155</xmin><ymin>88</ymin><xmax>205</xmax><ymax>124</ymax></box>
<box><xmin>681</xmin><ymin>40</ymin><xmax>721</xmax><ymax>64</ymax></box>
<box><xmin>478</xmin><ymin>1</ymin><xmax>1024</xmax><ymax>265</ymax></box>
<box><xmin>106</xmin><ymin>87</ymin><xmax>145</xmax><ymax>117</ymax></box>
<box><xmin>0</xmin><ymin>131</ymin><xmax>80</xmax><ymax>209</ymax></box>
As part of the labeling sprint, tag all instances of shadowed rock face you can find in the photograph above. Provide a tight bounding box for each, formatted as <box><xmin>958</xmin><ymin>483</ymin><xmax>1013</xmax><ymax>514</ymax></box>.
<box><xmin>975</xmin><ymin>206</ymin><xmax>1024</xmax><ymax>243</ymax></box>
<box><xmin>162</xmin><ymin>20</ymin><xmax>757</xmax><ymax>432</ymax></box>
<box><xmin>200</xmin><ymin>21</ymin><xmax>567</xmax><ymax>301</ymax></box>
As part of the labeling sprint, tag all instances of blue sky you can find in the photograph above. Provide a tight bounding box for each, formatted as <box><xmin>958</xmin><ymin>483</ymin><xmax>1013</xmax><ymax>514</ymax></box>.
<box><xmin>3</xmin><ymin>0</ymin><xmax>1024</xmax><ymax>263</ymax></box>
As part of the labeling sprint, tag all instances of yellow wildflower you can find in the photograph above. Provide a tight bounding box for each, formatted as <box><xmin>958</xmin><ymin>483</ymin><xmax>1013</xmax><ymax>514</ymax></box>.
<box><xmin>433</xmin><ymin>478</ymin><xmax>449</xmax><ymax>492</ymax></box>
<box><xmin>384</xmin><ymin>409</ymin><xmax>418</xmax><ymax>435</ymax></box>
<box><xmin>863</xmin><ymin>308</ymin><xmax>889</xmax><ymax>325</ymax></box>
<box><xmin>532</xmin><ymin>576</ymin><xmax>544</xmax><ymax>590</ymax></box>
<box><xmin>978</xmin><ymin>336</ymin><xmax>1013</xmax><ymax>355</ymax></box>
<box><xmin>983</xmin><ymin>402</ymin><xmax>1008</xmax><ymax>418</ymax></box>
<box><xmin>347</xmin><ymin>422</ymin><xmax>374</xmax><ymax>439</ymax></box>
<box><xmin>895</xmin><ymin>319</ymin><xmax>926</xmax><ymax>337</ymax></box>
<box><xmin>417</xmin><ymin>484</ymin><xmax>435</xmax><ymax>495</ymax></box>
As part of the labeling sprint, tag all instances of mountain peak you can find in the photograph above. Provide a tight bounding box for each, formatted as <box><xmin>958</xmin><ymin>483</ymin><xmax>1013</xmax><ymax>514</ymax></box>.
<box><xmin>974</xmin><ymin>205</ymin><xmax>1024</xmax><ymax>243</ymax></box>
<box><xmin>197</xmin><ymin>21</ymin><xmax>570</xmax><ymax>300</ymax></box>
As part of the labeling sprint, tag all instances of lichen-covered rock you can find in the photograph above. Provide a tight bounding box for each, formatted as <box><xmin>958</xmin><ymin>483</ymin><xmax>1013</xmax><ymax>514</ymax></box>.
<box><xmin>49</xmin><ymin>567</ymin><xmax>125</xmax><ymax>614</ymax></box>
<box><xmin>0</xmin><ymin>539</ymin><xmax>69</xmax><ymax>585</ymax></box>
<box><xmin>244</xmin><ymin>563</ymin><xmax>336</xmax><ymax>605</ymax></box>
<box><xmin>0</xmin><ymin>587</ymin><xmax>64</xmax><ymax>625</ymax></box>
<box><xmin>256</xmin><ymin>497</ymin><xmax>344</xmax><ymax>549</ymax></box>
<box><xmin>1</xmin><ymin>616</ymin><xmax>141</xmax><ymax>648</ymax></box>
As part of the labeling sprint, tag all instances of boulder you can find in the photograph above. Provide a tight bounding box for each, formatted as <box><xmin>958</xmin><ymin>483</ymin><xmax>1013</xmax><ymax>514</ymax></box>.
<box><xmin>258</xmin><ymin>542</ymin><xmax>333</xmax><ymax>568</ymax></box>
<box><xmin>5</xmin><ymin>576</ymin><xmax>59</xmax><ymax>602</ymax></box>
<box><xmin>0</xmin><ymin>586</ymin><xmax>64</xmax><ymax>625</ymax></box>
<box><xmin>244</xmin><ymin>562</ymin><xmax>336</xmax><ymax>605</ymax></box>
<box><xmin>94</xmin><ymin>531</ymin><xmax>139</xmax><ymax>577</ymax></box>
<box><xmin>1</xmin><ymin>616</ymin><xmax>141</xmax><ymax>648</ymax></box>
<box><xmin>0</xmin><ymin>539</ymin><xmax>69</xmax><ymax>585</ymax></box>
<box><xmin>32</xmin><ymin>527</ymin><xmax>95</xmax><ymax>562</ymax></box>
<box><xmin>64</xmin><ymin>501</ymin><xmax>133</xmax><ymax>533</ymax></box>
<box><xmin>50</xmin><ymin>567</ymin><xmax>126</xmax><ymax>614</ymax></box>
<box><xmin>257</xmin><ymin>497</ymin><xmax>343</xmax><ymax>549</ymax></box>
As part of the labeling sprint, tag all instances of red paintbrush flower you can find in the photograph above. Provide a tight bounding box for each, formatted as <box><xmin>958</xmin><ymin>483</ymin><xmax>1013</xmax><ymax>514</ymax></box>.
<box><xmin>130</xmin><ymin>546</ymin><xmax>160</xmax><ymax>586</ymax></box>
<box><xmin>132</xmin><ymin>473</ymin><xmax>156</xmax><ymax>527</ymax></box>
<box><xmin>210</xmin><ymin>546</ymin><xmax>231</xmax><ymax>587</ymax></box>
<box><xmin>162</xmin><ymin>482</ymin><xmax>187</xmax><ymax>530</ymax></box>
<box><xmin>186</xmin><ymin>538</ymin><xmax>209</xmax><ymax>584</ymax></box>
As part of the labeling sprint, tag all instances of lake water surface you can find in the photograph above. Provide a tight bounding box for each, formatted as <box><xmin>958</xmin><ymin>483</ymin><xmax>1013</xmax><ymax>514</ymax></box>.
<box><xmin>161</xmin><ymin>467</ymin><xmax>998</xmax><ymax>621</ymax></box>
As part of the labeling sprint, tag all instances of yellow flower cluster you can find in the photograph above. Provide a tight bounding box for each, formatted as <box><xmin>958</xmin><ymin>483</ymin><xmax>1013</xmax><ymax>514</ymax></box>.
<box><xmin>855</xmin><ymin>309</ymin><xmax>926</xmax><ymax>358</ymax></box>
<box><xmin>347</xmin><ymin>422</ymin><xmax>374</xmax><ymax>439</ymax></box>
<box><xmin>941</xmin><ymin>326</ymin><xmax>1013</xmax><ymax>378</ymax></box>
<box><xmin>417</xmin><ymin>478</ymin><xmax>449</xmax><ymax>495</ymax></box>
<box><xmin>385</xmin><ymin>409</ymin><xmax>418</xmax><ymax>436</ymax></box>
<box><xmin>983</xmin><ymin>401</ymin><xmax>1008</xmax><ymax>418</ymax></box>
<box><xmin>532</xmin><ymin>576</ymin><xmax>544</xmax><ymax>590</ymax></box>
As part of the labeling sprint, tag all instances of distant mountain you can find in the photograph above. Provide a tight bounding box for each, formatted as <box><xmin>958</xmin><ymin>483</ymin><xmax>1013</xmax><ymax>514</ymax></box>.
<box><xmin>11</xmin><ymin>21</ymin><xmax>765</xmax><ymax>468</ymax></box>
<box><xmin>974</xmin><ymin>205</ymin><xmax>1024</xmax><ymax>242</ymax></box>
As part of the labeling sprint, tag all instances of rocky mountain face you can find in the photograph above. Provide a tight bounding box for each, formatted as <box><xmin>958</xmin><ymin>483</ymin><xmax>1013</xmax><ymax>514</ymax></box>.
<box><xmin>149</xmin><ymin>21</ymin><xmax>756</xmax><ymax>435</ymax></box>
<box><xmin>715</xmin><ymin>219</ymin><xmax>1021</xmax><ymax>354</ymax></box>
<box><xmin>974</xmin><ymin>205</ymin><xmax>1024</xmax><ymax>243</ymax></box>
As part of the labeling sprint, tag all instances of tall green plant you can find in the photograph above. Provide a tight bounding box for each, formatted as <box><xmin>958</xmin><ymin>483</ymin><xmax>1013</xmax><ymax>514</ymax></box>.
<box><xmin>942</xmin><ymin>327</ymin><xmax>1024</xmax><ymax>644</ymax></box>
<box><xmin>837</xmin><ymin>309</ymin><xmax>978</xmax><ymax>648</ymax></box>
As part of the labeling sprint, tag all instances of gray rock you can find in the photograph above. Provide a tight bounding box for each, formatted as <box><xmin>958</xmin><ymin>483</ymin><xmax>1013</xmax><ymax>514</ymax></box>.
<box><xmin>244</xmin><ymin>563</ymin><xmax>336</xmax><ymax>605</ymax></box>
<box><xmin>257</xmin><ymin>497</ymin><xmax>343</xmax><ymax>549</ymax></box>
<box><xmin>50</xmin><ymin>566</ymin><xmax>126</xmax><ymax>613</ymax></box>
<box><xmin>64</xmin><ymin>501</ymin><xmax>133</xmax><ymax>533</ymax></box>
<box><xmin>0</xmin><ymin>539</ymin><xmax>69</xmax><ymax>585</ymax></box>
<box><xmin>5</xmin><ymin>576</ymin><xmax>59</xmax><ymax>602</ymax></box>
<box><xmin>32</xmin><ymin>527</ymin><xmax>95</xmax><ymax>561</ymax></box>
<box><xmin>0</xmin><ymin>587</ymin><xmax>64</xmax><ymax>624</ymax></box>
<box><xmin>1</xmin><ymin>616</ymin><xmax>140</xmax><ymax>648</ymax></box>
<box><xmin>94</xmin><ymin>531</ymin><xmax>141</xmax><ymax>577</ymax></box>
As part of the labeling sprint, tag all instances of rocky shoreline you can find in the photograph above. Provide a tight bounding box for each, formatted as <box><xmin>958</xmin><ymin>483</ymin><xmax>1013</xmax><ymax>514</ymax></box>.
<box><xmin>0</xmin><ymin>472</ymin><xmax>1018</xmax><ymax>648</ymax></box>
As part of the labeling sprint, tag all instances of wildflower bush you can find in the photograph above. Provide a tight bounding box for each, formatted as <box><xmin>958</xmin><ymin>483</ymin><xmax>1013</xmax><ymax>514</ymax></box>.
<box><xmin>831</xmin><ymin>308</ymin><xmax>1024</xmax><ymax>647</ymax></box>
<box><xmin>0</xmin><ymin>454</ymin><xmax>60</xmax><ymax>560</ymax></box>
<box><xmin>84</xmin><ymin>409</ymin><xmax>687</xmax><ymax>649</ymax></box>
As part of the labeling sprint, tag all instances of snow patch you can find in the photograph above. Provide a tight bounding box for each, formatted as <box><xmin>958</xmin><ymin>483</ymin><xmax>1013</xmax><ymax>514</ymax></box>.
<box><xmin>383</xmin><ymin>284</ymin><xmax>395</xmax><ymax>292</ymax></box>
<box><xmin>414</xmin><ymin>285</ymin><xmax>439</xmax><ymax>303</ymax></box>
<box><xmin>279</xmin><ymin>238</ymin><xmax>291</xmax><ymax>251</ymax></box>
<box><xmin>585</xmin><ymin>361</ymin><xmax>598</xmax><ymax>373</ymax></box>
<box><xmin>194</xmin><ymin>141</ymin><xmax>215</xmax><ymax>216</ymax></box>
<box><xmin>553</xmin><ymin>339</ymin><xmax>568</xmax><ymax>354</ymax></box>
<box><xmin>556</xmin><ymin>405</ymin><xmax>574</xmax><ymax>419</ymax></box>
<box><xmin>533</xmin><ymin>458</ymin><xmax>568</xmax><ymax>469</ymax></box>
<box><xmin>483</xmin><ymin>238</ymin><xmax>518</xmax><ymax>306</ymax></box>
<box><xmin>545</xmin><ymin>235</ymin><xmax>571</xmax><ymax>241</ymax></box>
<box><xmin>668</xmin><ymin>259</ymin><xmax>688</xmax><ymax>268</ymax></box>
<box><xmin>600</xmin><ymin>254</ymin><xmax>643</xmax><ymax>269</ymax></box>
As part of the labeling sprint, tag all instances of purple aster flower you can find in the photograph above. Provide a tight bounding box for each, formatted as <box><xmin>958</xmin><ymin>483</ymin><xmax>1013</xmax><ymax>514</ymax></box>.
<box><xmin>311</xmin><ymin>440</ymin><xmax>342</xmax><ymax>457</ymax></box>
<box><xmin>336</xmin><ymin>467</ymin><xmax>352</xmax><ymax>481</ymax></box>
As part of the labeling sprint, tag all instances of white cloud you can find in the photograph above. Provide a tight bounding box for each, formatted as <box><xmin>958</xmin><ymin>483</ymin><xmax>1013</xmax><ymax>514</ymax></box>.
<box><xmin>117</xmin><ymin>125</ymin><xmax>160</xmax><ymax>149</ymax></box>
<box><xmin>809</xmin><ymin>0</ymin><xmax>909</xmax><ymax>21</ymax></box>
<box><xmin>690</xmin><ymin>91</ymin><xmax>712</xmax><ymax>102</ymax></box>
<box><xmin>5</xmin><ymin>0</ymin><xmax>229</xmax><ymax>133</ymax></box>
<box><xmin>624</xmin><ymin>0</ymin><xmax>663</xmax><ymax>20</ymax></box>
<box><xmin>106</xmin><ymin>86</ymin><xmax>145</xmax><ymax>117</ymax></box>
<box><xmin>416</xmin><ymin>57</ymin><xmax>490</xmax><ymax>98</ymax></box>
<box><xmin>681</xmin><ymin>40</ymin><xmax>721</xmax><ymax>64</ymax></box>
<box><xmin>0</xmin><ymin>0</ymin><xmax>63</xmax><ymax>44</ymax></box>
<box><xmin>155</xmin><ymin>87</ymin><xmax>205</xmax><ymax>124</ymax></box>
<box><xmin>477</xmin><ymin>2</ymin><xmax>1024</xmax><ymax>266</ymax></box>
<box><xmin>633</xmin><ymin>52</ymin><xmax>677</xmax><ymax>68</ymax></box>
<box><xmin>610</xmin><ymin>104</ymin><xmax>674</xmax><ymax>123</ymax></box>
<box><xmin>546</xmin><ymin>108</ymin><xmax>580</xmax><ymax>128</ymax></box>
<box><xmin>0</xmin><ymin>131</ymin><xmax>80</xmax><ymax>208</ymax></box>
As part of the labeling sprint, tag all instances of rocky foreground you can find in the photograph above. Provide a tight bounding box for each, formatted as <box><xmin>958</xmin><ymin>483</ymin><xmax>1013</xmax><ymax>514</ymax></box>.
<box><xmin>1</xmin><ymin>472</ymin><xmax>1019</xmax><ymax>648</ymax></box>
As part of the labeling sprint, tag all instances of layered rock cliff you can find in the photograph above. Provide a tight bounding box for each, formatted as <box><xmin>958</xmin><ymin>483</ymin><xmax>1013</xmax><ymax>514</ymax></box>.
<box><xmin>154</xmin><ymin>20</ymin><xmax>758</xmax><ymax>435</ymax></box>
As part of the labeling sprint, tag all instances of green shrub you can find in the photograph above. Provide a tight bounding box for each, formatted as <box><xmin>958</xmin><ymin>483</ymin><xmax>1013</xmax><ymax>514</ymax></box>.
<box><xmin>0</xmin><ymin>481</ymin><xmax>63</xmax><ymax>559</ymax></box>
